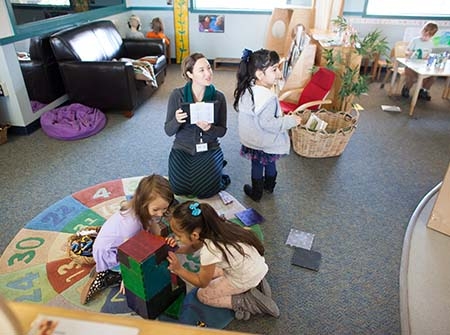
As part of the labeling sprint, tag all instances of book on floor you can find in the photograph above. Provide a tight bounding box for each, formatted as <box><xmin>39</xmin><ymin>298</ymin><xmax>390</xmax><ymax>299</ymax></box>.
<box><xmin>234</xmin><ymin>208</ymin><xmax>264</xmax><ymax>227</ymax></box>
<box><xmin>381</xmin><ymin>105</ymin><xmax>401</xmax><ymax>112</ymax></box>
<box><xmin>291</xmin><ymin>247</ymin><xmax>322</xmax><ymax>271</ymax></box>
<box><xmin>285</xmin><ymin>228</ymin><xmax>315</xmax><ymax>250</ymax></box>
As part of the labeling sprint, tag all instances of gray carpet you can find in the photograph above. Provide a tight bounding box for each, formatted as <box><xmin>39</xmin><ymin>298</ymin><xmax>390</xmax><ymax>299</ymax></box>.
<box><xmin>1</xmin><ymin>64</ymin><xmax>450</xmax><ymax>335</ymax></box>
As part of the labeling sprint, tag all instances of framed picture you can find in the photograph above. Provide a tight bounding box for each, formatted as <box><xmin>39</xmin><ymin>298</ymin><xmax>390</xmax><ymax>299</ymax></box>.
<box><xmin>198</xmin><ymin>15</ymin><xmax>224</xmax><ymax>33</ymax></box>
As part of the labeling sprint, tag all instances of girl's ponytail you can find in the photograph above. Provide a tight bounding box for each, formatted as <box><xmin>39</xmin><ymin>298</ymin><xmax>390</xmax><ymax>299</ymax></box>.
<box><xmin>233</xmin><ymin>48</ymin><xmax>254</xmax><ymax>111</ymax></box>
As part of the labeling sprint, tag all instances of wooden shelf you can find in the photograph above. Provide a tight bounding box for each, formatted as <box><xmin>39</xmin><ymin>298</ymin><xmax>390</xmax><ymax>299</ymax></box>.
<box><xmin>6</xmin><ymin>301</ymin><xmax>254</xmax><ymax>335</ymax></box>
<box><xmin>213</xmin><ymin>58</ymin><xmax>240</xmax><ymax>71</ymax></box>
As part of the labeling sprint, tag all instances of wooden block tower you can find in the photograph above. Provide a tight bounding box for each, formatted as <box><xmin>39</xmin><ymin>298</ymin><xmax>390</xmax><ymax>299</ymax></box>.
<box><xmin>118</xmin><ymin>230</ymin><xmax>185</xmax><ymax>319</ymax></box>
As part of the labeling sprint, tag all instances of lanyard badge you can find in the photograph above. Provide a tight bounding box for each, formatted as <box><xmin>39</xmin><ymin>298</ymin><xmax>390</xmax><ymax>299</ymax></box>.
<box><xmin>196</xmin><ymin>131</ymin><xmax>208</xmax><ymax>152</ymax></box>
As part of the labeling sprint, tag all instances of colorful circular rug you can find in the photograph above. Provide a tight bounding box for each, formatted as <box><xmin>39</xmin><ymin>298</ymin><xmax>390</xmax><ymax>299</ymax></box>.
<box><xmin>0</xmin><ymin>177</ymin><xmax>262</xmax><ymax>328</ymax></box>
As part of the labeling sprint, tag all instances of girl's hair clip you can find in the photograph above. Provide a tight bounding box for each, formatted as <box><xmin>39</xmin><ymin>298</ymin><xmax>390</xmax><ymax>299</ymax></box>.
<box><xmin>189</xmin><ymin>202</ymin><xmax>202</xmax><ymax>216</ymax></box>
<box><xmin>241</xmin><ymin>48</ymin><xmax>253</xmax><ymax>63</ymax></box>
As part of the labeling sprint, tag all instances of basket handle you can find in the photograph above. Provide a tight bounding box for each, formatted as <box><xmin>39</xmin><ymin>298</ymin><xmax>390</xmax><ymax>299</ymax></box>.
<box><xmin>343</xmin><ymin>109</ymin><xmax>360</xmax><ymax>124</ymax></box>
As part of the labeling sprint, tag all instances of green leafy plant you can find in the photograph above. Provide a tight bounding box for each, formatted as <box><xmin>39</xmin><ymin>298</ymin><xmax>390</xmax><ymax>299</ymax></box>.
<box><xmin>323</xmin><ymin>16</ymin><xmax>389</xmax><ymax>111</ymax></box>
<box><xmin>358</xmin><ymin>29</ymin><xmax>390</xmax><ymax>61</ymax></box>
<box><xmin>331</xmin><ymin>16</ymin><xmax>390</xmax><ymax>63</ymax></box>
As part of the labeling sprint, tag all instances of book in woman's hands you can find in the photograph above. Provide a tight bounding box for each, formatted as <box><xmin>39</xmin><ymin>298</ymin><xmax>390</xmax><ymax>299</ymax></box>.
<box><xmin>181</xmin><ymin>102</ymin><xmax>215</xmax><ymax>124</ymax></box>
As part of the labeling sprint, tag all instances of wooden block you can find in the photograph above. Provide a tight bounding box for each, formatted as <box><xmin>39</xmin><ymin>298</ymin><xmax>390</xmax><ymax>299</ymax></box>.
<box><xmin>118</xmin><ymin>230</ymin><xmax>166</xmax><ymax>264</ymax></box>
<box><xmin>118</xmin><ymin>231</ymin><xmax>186</xmax><ymax>318</ymax></box>
<box><xmin>125</xmin><ymin>281</ymin><xmax>185</xmax><ymax>319</ymax></box>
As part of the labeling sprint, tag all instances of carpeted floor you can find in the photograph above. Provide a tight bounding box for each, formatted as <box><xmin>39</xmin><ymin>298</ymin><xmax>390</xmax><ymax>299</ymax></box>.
<box><xmin>0</xmin><ymin>176</ymin><xmax>258</xmax><ymax>328</ymax></box>
<box><xmin>1</xmin><ymin>64</ymin><xmax>450</xmax><ymax>334</ymax></box>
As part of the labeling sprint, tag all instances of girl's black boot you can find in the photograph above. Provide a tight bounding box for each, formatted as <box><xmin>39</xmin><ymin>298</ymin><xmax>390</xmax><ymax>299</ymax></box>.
<box><xmin>263</xmin><ymin>173</ymin><xmax>277</xmax><ymax>193</ymax></box>
<box><xmin>244</xmin><ymin>178</ymin><xmax>264</xmax><ymax>201</ymax></box>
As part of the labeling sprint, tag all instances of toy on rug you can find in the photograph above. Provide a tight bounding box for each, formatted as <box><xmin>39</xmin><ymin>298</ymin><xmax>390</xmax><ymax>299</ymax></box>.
<box><xmin>118</xmin><ymin>231</ymin><xmax>186</xmax><ymax>319</ymax></box>
<box><xmin>67</xmin><ymin>226</ymin><xmax>102</xmax><ymax>265</ymax></box>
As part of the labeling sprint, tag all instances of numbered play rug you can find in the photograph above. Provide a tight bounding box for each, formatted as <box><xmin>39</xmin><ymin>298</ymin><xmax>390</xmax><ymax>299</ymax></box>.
<box><xmin>0</xmin><ymin>176</ymin><xmax>262</xmax><ymax>328</ymax></box>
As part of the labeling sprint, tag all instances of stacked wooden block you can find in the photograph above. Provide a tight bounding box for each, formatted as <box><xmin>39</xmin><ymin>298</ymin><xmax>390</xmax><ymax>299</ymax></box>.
<box><xmin>118</xmin><ymin>231</ymin><xmax>185</xmax><ymax>319</ymax></box>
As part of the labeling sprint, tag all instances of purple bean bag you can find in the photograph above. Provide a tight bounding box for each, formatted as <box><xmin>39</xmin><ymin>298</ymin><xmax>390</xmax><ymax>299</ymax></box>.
<box><xmin>41</xmin><ymin>103</ymin><xmax>107</xmax><ymax>140</ymax></box>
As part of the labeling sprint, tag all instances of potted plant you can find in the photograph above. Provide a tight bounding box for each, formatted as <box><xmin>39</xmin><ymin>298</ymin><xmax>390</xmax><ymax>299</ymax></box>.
<box><xmin>323</xmin><ymin>16</ymin><xmax>389</xmax><ymax>111</ymax></box>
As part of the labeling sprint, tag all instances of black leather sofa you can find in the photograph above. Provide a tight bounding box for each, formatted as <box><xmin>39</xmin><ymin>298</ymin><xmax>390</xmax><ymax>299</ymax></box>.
<box><xmin>20</xmin><ymin>35</ymin><xmax>65</xmax><ymax>104</ymax></box>
<box><xmin>49</xmin><ymin>20</ymin><xmax>167</xmax><ymax>114</ymax></box>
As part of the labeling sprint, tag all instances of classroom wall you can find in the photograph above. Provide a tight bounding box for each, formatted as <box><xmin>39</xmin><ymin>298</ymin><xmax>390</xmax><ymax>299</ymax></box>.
<box><xmin>0</xmin><ymin>3</ymin><xmax>449</xmax><ymax>129</ymax></box>
<box><xmin>127</xmin><ymin>10</ymin><xmax>270</xmax><ymax>60</ymax></box>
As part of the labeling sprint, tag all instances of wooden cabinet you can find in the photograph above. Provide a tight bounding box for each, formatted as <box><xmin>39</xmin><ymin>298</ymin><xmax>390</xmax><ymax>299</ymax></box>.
<box><xmin>278</xmin><ymin>43</ymin><xmax>317</xmax><ymax>99</ymax></box>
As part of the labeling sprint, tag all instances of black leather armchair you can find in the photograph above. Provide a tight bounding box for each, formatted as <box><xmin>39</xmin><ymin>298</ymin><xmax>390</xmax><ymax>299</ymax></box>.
<box><xmin>49</xmin><ymin>20</ymin><xmax>167</xmax><ymax>114</ymax></box>
<box><xmin>19</xmin><ymin>35</ymin><xmax>65</xmax><ymax>104</ymax></box>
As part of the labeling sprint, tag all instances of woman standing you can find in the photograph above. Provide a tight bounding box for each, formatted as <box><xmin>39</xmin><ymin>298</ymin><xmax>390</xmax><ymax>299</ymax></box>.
<box><xmin>165</xmin><ymin>53</ymin><xmax>229</xmax><ymax>198</ymax></box>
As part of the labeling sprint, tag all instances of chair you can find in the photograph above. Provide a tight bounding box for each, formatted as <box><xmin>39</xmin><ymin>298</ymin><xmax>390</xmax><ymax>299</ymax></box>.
<box><xmin>380</xmin><ymin>41</ymin><xmax>409</xmax><ymax>92</ymax></box>
<box><xmin>279</xmin><ymin>67</ymin><xmax>335</xmax><ymax>115</ymax></box>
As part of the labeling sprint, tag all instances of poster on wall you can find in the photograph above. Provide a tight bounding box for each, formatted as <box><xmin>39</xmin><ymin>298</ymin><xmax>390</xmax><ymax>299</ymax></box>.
<box><xmin>198</xmin><ymin>15</ymin><xmax>225</xmax><ymax>33</ymax></box>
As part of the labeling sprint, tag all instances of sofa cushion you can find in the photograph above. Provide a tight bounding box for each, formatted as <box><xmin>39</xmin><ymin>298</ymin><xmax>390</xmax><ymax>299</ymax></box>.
<box><xmin>51</xmin><ymin>21</ymin><xmax>123</xmax><ymax>61</ymax></box>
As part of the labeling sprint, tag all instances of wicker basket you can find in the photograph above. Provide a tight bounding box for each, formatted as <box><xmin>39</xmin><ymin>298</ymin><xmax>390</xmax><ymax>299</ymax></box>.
<box><xmin>0</xmin><ymin>124</ymin><xmax>10</xmax><ymax>145</ymax></box>
<box><xmin>67</xmin><ymin>226</ymin><xmax>102</xmax><ymax>265</ymax></box>
<box><xmin>291</xmin><ymin>109</ymin><xmax>359</xmax><ymax>158</ymax></box>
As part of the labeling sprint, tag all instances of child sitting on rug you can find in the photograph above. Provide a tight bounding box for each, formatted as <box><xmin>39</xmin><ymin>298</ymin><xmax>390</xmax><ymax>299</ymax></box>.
<box><xmin>166</xmin><ymin>200</ymin><xmax>279</xmax><ymax>320</ymax></box>
<box><xmin>81</xmin><ymin>174</ymin><xmax>177</xmax><ymax>304</ymax></box>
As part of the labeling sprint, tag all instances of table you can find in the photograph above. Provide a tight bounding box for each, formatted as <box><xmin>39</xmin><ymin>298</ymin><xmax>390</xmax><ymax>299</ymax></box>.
<box><xmin>389</xmin><ymin>57</ymin><xmax>450</xmax><ymax>116</ymax></box>
<box><xmin>5</xmin><ymin>301</ymin><xmax>256</xmax><ymax>335</ymax></box>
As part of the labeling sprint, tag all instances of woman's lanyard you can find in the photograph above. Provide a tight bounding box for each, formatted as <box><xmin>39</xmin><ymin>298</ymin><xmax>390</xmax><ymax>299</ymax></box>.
<box><xmin>196</xmin><ymin>130</ymin><xmax>208</xmax><ymax>152</ymax></box>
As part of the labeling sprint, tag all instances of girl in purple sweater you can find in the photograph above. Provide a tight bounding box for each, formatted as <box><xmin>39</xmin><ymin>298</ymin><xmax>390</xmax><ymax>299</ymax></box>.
<box><xmin>80</xmin><ymin>174</ymin><xmax>175</xmax><ymax>304</ymax></box>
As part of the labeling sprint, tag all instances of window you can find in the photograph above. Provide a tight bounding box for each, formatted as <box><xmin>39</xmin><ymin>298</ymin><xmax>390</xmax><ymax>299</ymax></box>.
<box><xmin>365</xmin><ymin>0</ymin><xmax>450</xmax><ymax>18</ymax></box>
<box><xmin>192</xmin><ymin>0</ymin><xmax>312</xmax><ymax>12</ymax></box>
<box><xmin>11</xmin><ymin>0</ymin><xmax>70</xmax><ymax>5</ymax></box>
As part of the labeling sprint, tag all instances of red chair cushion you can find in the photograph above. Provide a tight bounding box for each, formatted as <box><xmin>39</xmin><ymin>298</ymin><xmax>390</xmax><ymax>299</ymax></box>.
<box><xmin>297</xmin><ymin>68</ymin><xmax>335</xmax><ymax>110</ymax></box>
<box><xmin>280</xmin><ymin>100</ymin><xmax>299</xmax><ymax>114</ymax></box>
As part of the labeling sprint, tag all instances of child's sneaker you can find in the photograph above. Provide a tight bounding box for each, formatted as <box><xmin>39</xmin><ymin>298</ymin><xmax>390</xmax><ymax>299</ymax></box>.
<box><xmin>80</xmin><ymin>269</ymin><xmax>122</xmax><ymax>304</ymax></box>
<box><xmin>257</xmin><ymin>277</ymin><xmax>272</xmax><ymax>298</ymax></box>
<box><xmin>249</xmin><ymin>288</ymin><xmax>280</xmax><ymax>318</ymax></box>
<box><xmin>419</xmin><ymin>88</ymin><xmax>431</xmax><ymax>101</ymax></box>
<box><xmin>401</xmin><ymin>86</ymin><xmax>410</xmax><ymax>98</ymax></box>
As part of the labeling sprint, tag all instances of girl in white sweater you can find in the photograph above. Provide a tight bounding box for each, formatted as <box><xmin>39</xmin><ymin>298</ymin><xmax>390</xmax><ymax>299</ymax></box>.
<box><xmin>233</xmin><ymin>48</ymin><xmax>301</xmax><ymax>201</ymax></box>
